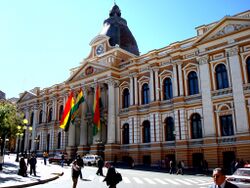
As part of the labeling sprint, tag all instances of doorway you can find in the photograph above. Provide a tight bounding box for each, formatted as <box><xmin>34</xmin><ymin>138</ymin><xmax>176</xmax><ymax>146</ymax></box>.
<box><xmin>223</xmin><ymin>151</ymin><xmax>235</xmax><ymax>174</ymax></box>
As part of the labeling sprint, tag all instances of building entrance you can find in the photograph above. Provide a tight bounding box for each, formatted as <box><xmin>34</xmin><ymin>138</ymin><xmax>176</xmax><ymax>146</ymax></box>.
<box><xmin>223</xmin><ymin>151</ymin><xmax>235</xmax><ymax>174</ymax></box>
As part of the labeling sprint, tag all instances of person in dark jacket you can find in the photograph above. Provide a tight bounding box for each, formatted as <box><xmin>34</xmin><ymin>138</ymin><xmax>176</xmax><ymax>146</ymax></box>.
<box><xmin>29</xmin><ymin>153</ymin><xmax>37</xmax><ymax>176</ymax></box>
<box><xmin>208</xmin><ymin>168</ymin><xmax>238</xmax><ymax>188</ymax></box>
<box><xmin>103</xmin><ymin>162</ymin><xmax>118</xmax><ymax>188</ymax></box>
<box><xmin>76</xmin><ymin>155</ymin><xmax>84</xmax><ymax>179</ymax></box>
<box><xmin>18</xmin><ymin>157</ymin><xmax>27</xmax><ymax>177</ymax></box>
<box><xmin>96</xmin><ymin>157</ymin><xmax>104</xmax><ymax>176</ymax></box>
<box><xmin>72</xmin><ymin>160</ymin><xmax>80</xmax><ymax>188</ymax></box>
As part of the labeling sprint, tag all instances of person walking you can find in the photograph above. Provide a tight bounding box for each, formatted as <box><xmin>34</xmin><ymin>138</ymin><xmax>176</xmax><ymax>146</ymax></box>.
<box><xmin>96</xmin><ymin>157</ymin><xmax>104</xmax><ymax>176</ymax></box>
<box><xmin>72</xmin><ymin>160</ymin><xmax>80</xmax><ymax>188</ymax></box>
<box><xmin>61</xmin><ymin>153</ymin><xmax>65</xmax><ymax>168</ymax></box>
<box><xmin>29</xmin><ymin>152</ymin><xmax>37</xmax><ymax>176</ymax></box>
<box><xmin>43</xmin><ymin>151</ymin><xmax>48</xmax><ymax>165</ymax></box>
<box><xmin>103</xmin><ymin>162</ymin><xmax>118</xmax><ymax>188</ymax></box>
<box><xmin>208</xmin><ymin>167</ymin><xmax>238</xmax><ymax>188</ymax></box>
<box><xmin>169</xmin><ymin>160</ymin><xmax>175</xmax><ymax>174</ymax></box>
<box><xmin>18</xmin><ymin>157</ymin><xmax>27</xmax><ymax>177</ymax></box>
<box><xmin>76</xmin><ymin>155</ymin><xmax>84</xmax><ymax>179</ymax></box>
<box><xmin>176</xmin><ymin>161</ymin><xmax>183</xmax><ymax>175</ymax></box>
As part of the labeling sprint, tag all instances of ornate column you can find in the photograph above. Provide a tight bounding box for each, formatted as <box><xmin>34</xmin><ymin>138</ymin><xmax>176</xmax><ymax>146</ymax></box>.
<box><xmin>177</xmin><ymin>62</ymin><xmax>184</xmax><ymax>96</ymax></box>
<box><xmin>107</xmin><ymin>79</ymin><xmax>117</xmax><ymax>144</ymax></box>
<box><xmin>226</xmin><ymin>46</ymin><xmax>249</xmax><ymax>133</ymax></box>
<box><xmin>129</xmin><ymin>75</ymin><xmax>134</xmax><ymax>106</ymax></box>
<box><xmin>134</xmin><ymin>74</ymin><xmax>138</xmax><ymax>105</ymax></box>
<box><xmin>173</xmin><ymin>63</ymin><xmax>178</xmax><ymax>97</ymax></box>
<box><xmin>31</xmin><ymin>105</ymin><xmax>38</xmax><ymax>151</ymax></box>
<box><xmin>149</xmin><ymin>68</ymin><xmax>155</xmax><ymax>102</ymax></box>
<box><xmin>154</xmin><ymin>68</ymin><xmax>160</xmax><ymax>101</ymax></box>
<box><xmin>197</xmin><ymin>55</ymin><xmax>215</xmax><ymax>137</ymax></box>
<box><xmin>52</xmin><ymin>97</ymin><xmax>57</xmax><ymax>121</ymax></box>
<box><xmin>79</xmin><ymin>87</ymin><xmax>88</xmax><ymax>146</ymax></box>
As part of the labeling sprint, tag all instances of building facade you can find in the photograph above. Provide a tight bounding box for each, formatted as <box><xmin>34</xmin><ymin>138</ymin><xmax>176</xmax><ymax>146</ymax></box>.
<box><xmin>17</xmin><ymin>5</ymin><xmax>250</xmax><ymax>171</ymax></box>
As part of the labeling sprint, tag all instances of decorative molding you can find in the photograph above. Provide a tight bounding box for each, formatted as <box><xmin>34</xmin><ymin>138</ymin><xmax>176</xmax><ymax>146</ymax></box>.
<box><xmin>226</xmin><ymin>46</ymin><xmax>239</xmax><ymax>57</ymax></box>
<box><xmin>197</xmin><ymin>55</ymin><xmax>209</xmax><ymax>65</ymax></box>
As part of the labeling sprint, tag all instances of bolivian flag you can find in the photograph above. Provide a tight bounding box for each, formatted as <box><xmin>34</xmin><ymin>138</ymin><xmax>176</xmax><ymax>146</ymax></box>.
<box><xmin>71</xmin><ymin>90</ymin><xmax>85</xmax><ymax>122</ymax></box>
<box><xmin>93</xmin><ymin>85</ymin><xmax>101</xmax><ymax>136</ymax></box>
<box><xmin>60</xmin><ymin>91</ymin><xmax>74</xmax><ymax>131</ymax></box>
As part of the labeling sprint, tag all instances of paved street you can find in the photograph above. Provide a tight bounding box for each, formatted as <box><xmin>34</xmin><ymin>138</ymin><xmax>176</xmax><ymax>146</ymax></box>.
<box><xmin>30</xmin><ymin>165</ymin><xmax>212</xmax><ymax>188</ymax></box>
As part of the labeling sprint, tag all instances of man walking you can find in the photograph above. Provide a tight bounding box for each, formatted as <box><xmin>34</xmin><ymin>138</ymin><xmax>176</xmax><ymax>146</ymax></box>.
<box><xmin>29</xmin><ymin>152</ymin><xmax>37</xmax><ymax>176</ymax></box>
<box><xmin>96</xmin><ymin>157</ymin><xmax>104</xmax><ymax>176</ymax></box>
<box><xmin>76</xmin><ymin>155</ymin><xmax>84</xmax><ymax>179</ymax></box>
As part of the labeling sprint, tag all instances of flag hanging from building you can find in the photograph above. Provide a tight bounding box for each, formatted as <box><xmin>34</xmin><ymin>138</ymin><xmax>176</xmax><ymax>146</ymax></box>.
<box><xmin>71</xmin><ymin>90</ymin><xmax>85</xmax><ymax>122</ymax></box>
<box><xmin>93</xmin><ymin>85</ymin><xmax>101</xmax><ymax>136</ymax></box>
<box><xmin>60</xmin><ymin>91</ymin><xmax>75</xmax><ymax>132</ymax></box>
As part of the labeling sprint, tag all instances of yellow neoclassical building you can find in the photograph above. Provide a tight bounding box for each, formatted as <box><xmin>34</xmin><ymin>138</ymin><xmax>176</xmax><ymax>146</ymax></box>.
<box><xmin>17</xmin><ymin>5</ymin><xmax>250</xmax><ymax>172</ymax></box>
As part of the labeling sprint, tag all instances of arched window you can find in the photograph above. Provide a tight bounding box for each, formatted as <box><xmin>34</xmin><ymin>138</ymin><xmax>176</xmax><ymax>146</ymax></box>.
<box><xmin>165</xmin><ymin>117</ymin><xmax>175</xmax><ymax>141</ymax></box>
<box><xmin>191</xmin><ymin>113</ymin><xmax>203</xmax><ymax>139</ymax></box>
<box><xmin>246</xmin><ymin>57</ymin><xmax>250</xmax><ymax>83</ymax></box>
<box><xmin>142</xmin><ymin>120</ymin><xmax>151</xmax><ymax>143</ymax></box>
<box><xmin>48</xmin><ymin>108</ymin><xmax>53</xmax><ymax>122</ymax></box>
<box><xmin>123</xmin><ymin>88</ymin><xmax>130</xmax><ymax>108</ymax></box>
<box><xmin>30</xmin><ymin>112</ymin><xmax>34</xmax><ymax>126</ymax></box>
<box><xmin>163</xmin><ymin>78</ymin><xmax>173</xmax><ymax>100</ymax></box>
<box><xmin>122</xmin><ymin>123</ymin><xmax>129</xmax><ymax>144</ymax></box>
<box><xmin>59</xmin><ymin>105</ymin><xmax>64</xmax><ymax>121</ymax></box>
<box><xmin>216</xmin><ymin>64</ymin><xmax>229</xmax><ymax>89</ymax></box>
<box><xmin>188</xmin><ymin>71</ymin><xmax>199</xmax><ymax>95</ymax></box>
<box><xmin>39</xmin><ymin>110</ymin><xmax>43</xmax><ymax>124</ymax></box>
<box><xmin>57</xmin><ymin>132</ymin><xmax>61</xmax><ymax>149</ymax></box>
<box><xmin>220</xmin><ymin>115</ymin><xmax>234</xmax><ymax>136</ymax></box>
<box><xmin>142</xmin><ymin>83</ymin><xmax>150</xmax><ymax>104</ymax></box>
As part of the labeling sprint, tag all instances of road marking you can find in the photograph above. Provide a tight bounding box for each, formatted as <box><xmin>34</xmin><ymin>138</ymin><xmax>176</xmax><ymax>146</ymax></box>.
<box><xmin>175</xmin><ymin>179</ymin><xmax>192</xmax><ymax>185</ymax></box>
<box><xmin>154</xmin><ymin>178</ymin><xmax>168</xmax><ymax>184</ymax></box>
<box><xmin>122</xmin><ymin>176</ymin><xmax>131</xmax><ymax>183</ymax></box>
<box><xmin>184</xmin><ymin>178</ymin><xmax>199</xmax><ymax>184</ymax></box>
<box><xmin>133</xmin><ymin>177</ymin><xmax>144</xmax><ymax>184</ymax></box>
<box><xmin>143</xmin><ymin>177</ymin><xmax>156</xmax><ymax>184</ymax></box>
<box><xmin>198</xmin><ymin>181</ymin><xmax>213</xmax><ymax>186</ymax></box>
<box><xmin>195</xmin><ymin>179</ymin><xmax>209</xmax><ymax>183</ymax></box>
<box><xmin>164</xmin><ymin>178</ymin><xmax>181</xmax><ymax>185</ymax></box>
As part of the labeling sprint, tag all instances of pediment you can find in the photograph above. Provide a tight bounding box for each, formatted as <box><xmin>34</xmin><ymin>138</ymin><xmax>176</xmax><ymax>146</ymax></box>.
<box><xmin>195</xmin><ymin>17</ymin><xmax>250</xmax><ymax>44</ymax></box>
<box><xmin>89</xmin><ymin>35</ymin><xmax>110</xmax><ymax>46</ymax></box>
<box><xmin>18</xmin><ymin>91</ymin><xmax>37</xmax><ymax>103</ymax></box>
<box><xmin>67</xmin><ymin>61</ymin><xmax>109</xmax><ymax>83</ymax></box>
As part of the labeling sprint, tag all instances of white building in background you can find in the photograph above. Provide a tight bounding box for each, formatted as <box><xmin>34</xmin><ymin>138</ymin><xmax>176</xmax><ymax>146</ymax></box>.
<box><xmin>17</xmin><ymin>5</ymin><xmax>250</xmax><ymax>172</ymax></box>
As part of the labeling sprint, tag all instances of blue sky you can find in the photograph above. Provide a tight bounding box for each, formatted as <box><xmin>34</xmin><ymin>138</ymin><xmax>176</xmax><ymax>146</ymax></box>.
<box><xmin>0</xmin><ymin>0</ymin><xmax>249</xmax><ymax>98</ymax></box>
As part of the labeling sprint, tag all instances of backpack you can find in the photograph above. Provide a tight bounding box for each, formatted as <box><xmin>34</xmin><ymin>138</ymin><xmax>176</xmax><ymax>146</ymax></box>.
<box><xmin>115</xmin><ymin>172</ymin><xmax>122</xmax><ymax>183</ymax></box>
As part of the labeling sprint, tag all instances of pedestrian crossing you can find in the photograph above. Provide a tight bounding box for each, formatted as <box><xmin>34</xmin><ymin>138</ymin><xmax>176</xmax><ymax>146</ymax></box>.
<box><xmin>85</xmin><ymin>175</ymin><xmax>212</xmax><ymax>186</ymax></box>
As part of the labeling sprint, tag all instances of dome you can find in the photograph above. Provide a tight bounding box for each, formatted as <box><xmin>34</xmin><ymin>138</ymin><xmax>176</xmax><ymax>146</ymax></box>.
<box><xmin>100</xmin><ymin>4</ymin><xmax>139</xmax><ymax>56</ymax></box>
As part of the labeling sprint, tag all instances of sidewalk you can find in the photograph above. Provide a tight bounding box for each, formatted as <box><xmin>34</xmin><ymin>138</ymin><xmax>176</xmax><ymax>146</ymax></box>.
<box><xmin>0</xmin><ymin>154</ymin><xmax>63</xmax><ymax>188</ymax></box>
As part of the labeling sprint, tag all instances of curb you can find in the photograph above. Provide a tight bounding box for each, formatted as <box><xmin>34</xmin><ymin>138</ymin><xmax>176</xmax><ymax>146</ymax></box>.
<box><xmin>0</xmin><ymin>172</ymin><xmax>64</xmax><ymax>188</ymax></box>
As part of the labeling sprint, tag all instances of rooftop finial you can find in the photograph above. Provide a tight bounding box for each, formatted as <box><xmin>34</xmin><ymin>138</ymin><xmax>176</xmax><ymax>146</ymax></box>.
<box><xmin>114</xmin><ymin>0</ymin><xmax>116</xmax><ymax>5</ymax></box>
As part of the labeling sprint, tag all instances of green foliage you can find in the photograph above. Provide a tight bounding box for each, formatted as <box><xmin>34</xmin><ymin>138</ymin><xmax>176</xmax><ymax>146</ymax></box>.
<box><xmin>0</xmin><ymin>101</ymin><xmax>23</xmax><ymax>141</ymax></box>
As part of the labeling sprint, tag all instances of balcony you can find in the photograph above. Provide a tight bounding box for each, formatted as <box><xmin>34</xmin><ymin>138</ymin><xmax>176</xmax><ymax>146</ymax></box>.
<box><xmin>218</xmin><ymin>136</ymin><xmax>236</xmax><ymax>144</ymax></box>
<box><xmin>211</xmin><ymin>88</ymin><xmax>232</xmax><ymax>98</ymax></box>
<box><xmin>188</xmin><ymin>139</ymin><xmax>203</xmax><ymax>146</ymax></box>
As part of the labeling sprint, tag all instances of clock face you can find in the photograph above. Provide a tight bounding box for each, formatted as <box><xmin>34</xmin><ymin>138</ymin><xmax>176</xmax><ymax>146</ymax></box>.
<box><xmin>96</xmin><ymin>44</ymin><xmax>104</xmax><ymax>55</ymax></box>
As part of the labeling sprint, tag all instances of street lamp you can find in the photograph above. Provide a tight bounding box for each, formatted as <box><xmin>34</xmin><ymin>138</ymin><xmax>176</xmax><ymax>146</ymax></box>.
<box><xmin>15</xmin><ymin>119</ymin><xmax>28</xmax><ymax>162</ymax></box>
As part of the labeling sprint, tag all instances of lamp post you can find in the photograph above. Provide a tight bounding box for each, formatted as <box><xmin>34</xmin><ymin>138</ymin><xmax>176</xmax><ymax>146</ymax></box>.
<box><xmin>15</xmin><ymin>119</ymin><xmax>28</xmax><ymax>162</ymax></box>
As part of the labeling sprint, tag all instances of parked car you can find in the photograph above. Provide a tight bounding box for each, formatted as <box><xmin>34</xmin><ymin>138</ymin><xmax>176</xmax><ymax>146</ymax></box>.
<box><xmin>82</xmin><ymin>154</ymin><xmax>100</xmax><ymax>166</ymax></box>
<box><xmin>48</xmin><ymin>153</ymin><xmax>72</xmax><ymax>166</ymax></box>
<box><xmin>227</xmin><ymin>168</ymin><xmax>250</xmax><ymax>188</ymax></box>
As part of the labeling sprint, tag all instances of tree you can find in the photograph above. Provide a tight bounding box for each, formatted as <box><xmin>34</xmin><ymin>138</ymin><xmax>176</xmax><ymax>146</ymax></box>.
<box><xmin>0</xmin><ymin>100</ymin><xmax>23</xmax><ymax>156</ymax></box>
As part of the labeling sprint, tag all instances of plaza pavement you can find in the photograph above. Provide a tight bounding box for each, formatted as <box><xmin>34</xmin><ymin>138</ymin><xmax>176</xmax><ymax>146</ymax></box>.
<box><xmin>0</xmin><ymin>154</ymin><xmax>64</xmax><ymax>188</ymax></box>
